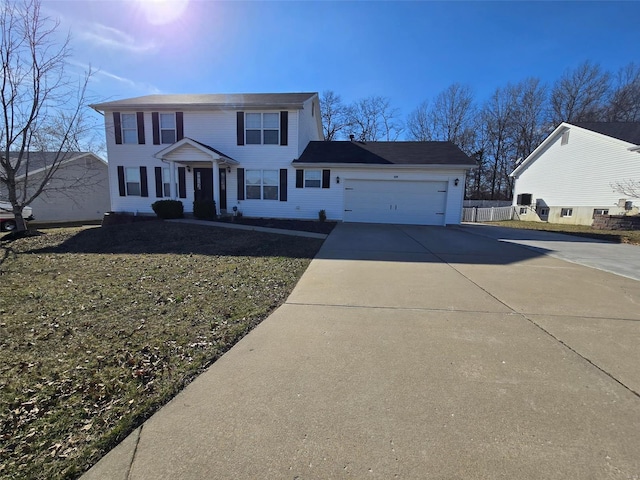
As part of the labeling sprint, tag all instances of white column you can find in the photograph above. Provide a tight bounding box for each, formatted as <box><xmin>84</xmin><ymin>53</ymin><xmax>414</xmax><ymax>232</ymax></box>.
<box><xmin>212</xmin><ymin>161</ymin><xmax>220</xmax><ymax>215</ymax></box>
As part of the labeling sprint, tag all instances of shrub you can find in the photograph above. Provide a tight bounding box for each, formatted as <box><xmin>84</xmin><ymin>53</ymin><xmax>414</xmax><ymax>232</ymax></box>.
<box><xmin>193</xmin><ymin>199</ymin><xmax>217</xmax><ymax>220</ymax></box>
<box><xmin>318</xmin><ymin>209</ymin><xmax>327</xmax><ymax>222</ymax></box>
<box><xmin>151</xmin><ymin>200</ymin><xmax>184</xmax><ymax>219</ymax></box>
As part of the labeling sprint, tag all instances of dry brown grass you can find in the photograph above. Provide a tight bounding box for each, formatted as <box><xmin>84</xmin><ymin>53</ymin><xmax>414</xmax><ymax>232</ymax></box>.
<box><xmin>0</xmin><ymin>221</ymin><xmax>323</xmax><ymax>479</ymax></box>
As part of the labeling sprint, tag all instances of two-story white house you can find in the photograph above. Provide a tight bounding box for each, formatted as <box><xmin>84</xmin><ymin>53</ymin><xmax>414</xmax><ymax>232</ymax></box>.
<box><xmin>91</xmin><ymin>92</ymin><xmax>475</xmax><ymax>225</ymax></box>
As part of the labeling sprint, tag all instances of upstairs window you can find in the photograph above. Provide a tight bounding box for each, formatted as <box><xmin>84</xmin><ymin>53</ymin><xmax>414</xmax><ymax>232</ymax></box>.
<box><xmin>160</xmin><ymin>113</ymin><xmax>176</xmax><ymax>144</ymax></box>
<box><xmin>246</xmin><ymin>113</ymin><xmax>279</xmax><ymax>145</ymax></box>
<box><xmin>121</xmin><ymin>113</ymin><xmax>138</xmax><ymax>144</ymax></box>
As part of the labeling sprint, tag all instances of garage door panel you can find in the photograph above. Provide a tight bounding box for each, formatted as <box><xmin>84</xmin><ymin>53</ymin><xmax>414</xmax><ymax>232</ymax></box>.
<box><xmin>344</xmin><ymin>180</ymin><xmax>448</xmax><ymax>225</ymax></box>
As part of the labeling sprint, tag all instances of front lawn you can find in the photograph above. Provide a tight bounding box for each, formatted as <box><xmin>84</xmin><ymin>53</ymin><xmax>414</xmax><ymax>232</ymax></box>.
<box><xmin>0</xmin><ymin>221</ymin><xmax>323</xmax><ymax>479</ymax></box>
<box><xmin>489</xmin><ymin>220</ymin><xmax>640</xmax><ymax>245</ymax></box>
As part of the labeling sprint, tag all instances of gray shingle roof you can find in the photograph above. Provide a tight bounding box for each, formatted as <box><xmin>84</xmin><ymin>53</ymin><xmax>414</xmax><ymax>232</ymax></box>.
<box><xmin>91</xmin><ymin>93</ymin><xmax>317</xmax><ymax>111</ymax></box>
<box><xmin>185</xmin><ymin>138</ymin><xmax>236</xmax><ymax>161</ymax></box>
<box><xmin>573</xmin><ymin>122</ymin><xmax>640</xmax><ymax>145</ymax></box>
<box><xmin>3</xmin><ymin>152</ymin><xmax>94</xmax><ymax>177</ymax></box>
<box><xmin>295</xmin><ymin>141</ymin><xmax>476</xmax><ymax>166</ymax></box>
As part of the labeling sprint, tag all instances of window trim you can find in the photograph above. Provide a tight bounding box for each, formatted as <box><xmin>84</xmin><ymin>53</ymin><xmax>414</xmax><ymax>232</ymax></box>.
<box><xmin>593</xmin><ymin>208</ymin><xmax>609</xmax><ymax>218</ymax></box>
<box><xmin>561</xmin><ymin>208</ymin><xmax>573</xmax><ymax>217</ymax></box>
<box><xmin>245</xmin><ymin>169</ymin><xmax>279</xmax><ymax>200</ymax></box>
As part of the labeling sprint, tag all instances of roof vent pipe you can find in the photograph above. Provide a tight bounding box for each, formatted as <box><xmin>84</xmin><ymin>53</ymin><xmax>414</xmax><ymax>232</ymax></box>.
<box><xmin>349</xmin><ymin>134</ymin><xmax>355</xmax><ymax>141</ymax></box>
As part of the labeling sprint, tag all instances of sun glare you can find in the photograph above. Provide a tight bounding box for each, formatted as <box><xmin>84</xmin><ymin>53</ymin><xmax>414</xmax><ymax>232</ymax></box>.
<box><xmin>137</xmin><ymin>0</ymin><xmax>190</xmax><ymax>26</ymax></box>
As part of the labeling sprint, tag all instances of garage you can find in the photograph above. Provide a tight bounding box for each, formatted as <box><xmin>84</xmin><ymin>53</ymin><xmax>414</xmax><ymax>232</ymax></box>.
<box><xmin>344</xmin><ymin>179</ymin><xmax>447</xmax><ymax>225</ymax></box>
<box><xmin>294</xmin><ymin>140</ymin><xmax>476</xmax><ymax>225</ymax></box>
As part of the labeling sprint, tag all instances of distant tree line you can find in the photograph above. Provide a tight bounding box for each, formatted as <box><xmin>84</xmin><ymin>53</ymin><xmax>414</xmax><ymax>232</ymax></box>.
<box><xmin>321</xmin><ymin>61</ymin><xmax>640</xmax><ymax>200</ymax></box>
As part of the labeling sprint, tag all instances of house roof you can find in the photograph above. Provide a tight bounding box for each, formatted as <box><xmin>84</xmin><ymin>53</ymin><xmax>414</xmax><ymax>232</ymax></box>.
<box><xmin>294</xmin><ymin>141</ymin><xmax>476</xmax><ymax>167</ymax></box>
<box><xmin>153</xmin><ymin>138</ymin><xmax>238</xmax><ymax>164</ymax></box>
<box><xmin>1</xmin><ymin>152</ymin><xmax>102</xmax><ymax>178</ymax></box>
<box><xmin>91</xmin><ymin>93</ymin><xmax>318</xmax><ymax>111</ymax></box>
<box><xmin>573</xmin><ymin>122</ymin><xmax>640</xmax><ymax>145</ymax></box>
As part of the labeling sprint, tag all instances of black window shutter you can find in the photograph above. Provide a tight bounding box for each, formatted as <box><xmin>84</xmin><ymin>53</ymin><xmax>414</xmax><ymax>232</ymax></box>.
<box><xmin>140</xmin><ymin>166</ymin><xmax>148</xmax><ymax>197</ymax></box>
<box><xmin>136</xmin><ymin>112</ymin><xmax>145</xmax><ymax>144</ymax></box>
<box><xmin>322</xmin><ymin>169</ymin><xmax>331</xmax><ymax>189</ymax></box>
<box><xmin>176</xmin><ymin>112</ymin><xmax>184</xmax><ymax>141</ymax></box>
<box><xmin>178</xmin><ymin>167</ymin><xmax>186</xmax><ymax>198</ymax></box>
<box><xmin>152</xmin><ymin>112</ymin><xmax>160</xmax><ymax>145</ymax></box>
<box><xmin>295</xmin><ymin>169</ymin><xmax>304</xmax><ymax>188</ymax></box>
<box><xmin>113</xmin><ymin>112</ymin><xmax>122</xmax><ymax>145</ymax></box>
<box><xmin>280</xmin><ymin>169</ymin><xmax>287</xmax><ymax>201</ymax></box>
<box><xmin>280</xmin><ymin>111</ymin><xmax>288</xmax><ymax>146</ymax></box>
<box><xmin>236</xmin><ymin>112</ymin><xmax>244</xmax><ymax>145</ymax></box>
<box><xmin>154</xmin><ymin>167</ymin><xmax>163</xmax><ymax>197</ymax></box>
<box><xmin>117</xmin><ymin>166</ymin><xmax>126</xmax><ymax>196</ymax></box>
<box><xmin>237</xmin><ymin>168</ymin><xmax>245</xmax><ymax>200</ymax></box>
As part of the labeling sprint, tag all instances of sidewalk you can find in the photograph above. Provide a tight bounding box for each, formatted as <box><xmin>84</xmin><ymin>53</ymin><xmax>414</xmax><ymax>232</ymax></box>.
<box><xmin>82</xmin><ymin>223</ymin><xmax>640</xmax><ymax>479</ymax></box>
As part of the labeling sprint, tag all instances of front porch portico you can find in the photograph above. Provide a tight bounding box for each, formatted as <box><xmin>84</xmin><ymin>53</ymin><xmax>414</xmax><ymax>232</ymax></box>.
<box><xmin>153</xmin><ymin>138</ymin><xmax>238</xmax><ymax>214</ymax></box>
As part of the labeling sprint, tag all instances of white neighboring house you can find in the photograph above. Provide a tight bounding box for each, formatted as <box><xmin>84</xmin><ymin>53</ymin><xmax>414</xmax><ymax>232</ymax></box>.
<box><xmin>511</xmin><ymin>122</ymin><xmax>640</xmax><ymax>225</ymax></box>
<box><xmin>0</xmin><ymin>152</ymin><xmax>109</xmax><ymax>225</ymax></box>
<box><xmin>91</xmin><ymin>92</ymin><xmax>475</xmax><ymax>226</ymax></box>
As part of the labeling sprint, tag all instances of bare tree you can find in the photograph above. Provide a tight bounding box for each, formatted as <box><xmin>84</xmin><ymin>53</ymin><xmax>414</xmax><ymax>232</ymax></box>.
<box><xmin>320</xmin><ymin>90</ymin><xmax>350</xmax><ymax>141</ymax></box>
<box><xmin>550</xmin><ymin>61</ymin><xmax>610</xmax><ymax>125</ymax></box>
<box><xmin>511</xmin><ymin>77</ymin><xmax>547</xmax><ymax>160</ymax></box>
<box><xmin>604</xmin><ymin>62</ymin><xmax>640</xmax><ymax>122</ymax></box>
<box><xmin>0</xmin><ymin>0</ymin><xmax>93</xmax><ymax>232</ymax></box>
<box><xmin>611</xmin><ymin>179</ymin><xmax>640</xmax><ymax>199</ymax></box>
<box><xmin>347</xmin><ymin>95</ymin><xmax>403</xmax><ymax>141</ymax></box>
<box><xmin>406</xmin><ymin>100</ymin><xmax>432</xmax><ymax>141</ymax></box>
<box><xmin>427</xmin><ymin>83</ymin><xmax>476</xmax><ymax>154</ymax></box>
<box><xmin>480</xmin><ymin>85</ymin><xmax>518</xmax><ymax>199</ymax></box>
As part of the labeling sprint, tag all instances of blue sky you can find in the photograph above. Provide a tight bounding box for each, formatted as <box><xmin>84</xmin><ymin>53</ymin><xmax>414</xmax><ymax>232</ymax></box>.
<box><xmin>45</xmin><ymin>0</ymin><xmax>639</xmax><ymax>135</ymax></box>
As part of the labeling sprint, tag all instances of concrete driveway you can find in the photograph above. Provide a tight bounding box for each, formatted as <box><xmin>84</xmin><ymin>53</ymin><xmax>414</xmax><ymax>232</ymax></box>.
<box><xmin>458</xmin><ymin>223</ymin><xmax>640</xmax><ymax>281</ymax></box>
<box><xmin>84</xmin><ymin>223</ymin><xmax>640</xmax><ymax>480</ymax></box>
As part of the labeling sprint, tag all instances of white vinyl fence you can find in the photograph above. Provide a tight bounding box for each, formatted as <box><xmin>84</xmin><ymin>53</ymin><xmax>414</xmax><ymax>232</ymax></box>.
<box><xmin>463</xmin><ymin>206</ymin><xmax>516</xmax><ymax>222</ymax></box>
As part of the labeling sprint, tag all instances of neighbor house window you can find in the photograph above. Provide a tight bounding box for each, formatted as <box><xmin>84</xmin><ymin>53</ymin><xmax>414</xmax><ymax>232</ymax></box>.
<box><xmin>304</xmin><ymin>170</ymin><xmax>322</xmax><ymax>188</ymax></box>
<box><xmin>561</xmin><ymin>208</ymin><xmax>573</xmax><ymax>217</ymax></box>
<box><xmin>593</xmin><ymin>208</ymin><xmax>609</xmax><ymax>217</ymax></box>
<box><xmin>125</xmin><ymin>167</ymin><xmax>141</xmax><ymax>196</ymax></box>
<box><xmin>245</xmin><ymin>113</ymin><xmax>279</xmax><ymax>145</ymax></box>
<box><xmin>160</xmin><ymin>113</ymin><xmax>176</xmax><ymax>144</ymax></box>
<box><xmin>121</xmin><ymin>113</ymin><xmax>138</xmax><ymax>144</ymax></box>
<box><xmin>245</xmin><ymin>169</ymin><xmax>278</xmax><ymax>200</ymax></box>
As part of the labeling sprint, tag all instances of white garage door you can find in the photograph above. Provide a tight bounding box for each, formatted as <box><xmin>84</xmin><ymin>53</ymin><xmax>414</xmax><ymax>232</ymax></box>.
<box><xmin>344</xmin><ymin>180</ymin><xmax>448</xmax><ymax>225</ymax></box>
